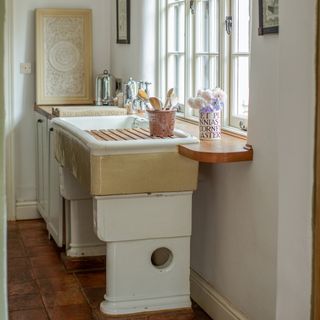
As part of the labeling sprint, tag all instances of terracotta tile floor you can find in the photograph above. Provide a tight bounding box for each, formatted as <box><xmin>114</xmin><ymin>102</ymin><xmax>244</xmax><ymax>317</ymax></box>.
<box><xmin>8</xmin><ymin>220</ymin><xmax>212</xmax><ymax>320</ymax></box>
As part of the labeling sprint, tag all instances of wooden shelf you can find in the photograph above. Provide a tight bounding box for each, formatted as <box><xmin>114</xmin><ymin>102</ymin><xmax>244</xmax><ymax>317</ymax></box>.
<box><xmin>175</xmin><ymin>119</ymin><xmax>253</xmax><ymax>163</ymax></box>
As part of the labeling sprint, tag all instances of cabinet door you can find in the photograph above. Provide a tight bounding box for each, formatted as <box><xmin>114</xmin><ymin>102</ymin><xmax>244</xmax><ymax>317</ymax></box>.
<box><xmin>35</xmin><ymin>113</ymin><xmax>48</xmax><ymax>219</ymax></box>
<box><xmin>47</xmin><ymin>121</ymin><xmax>64</xmax><ymax>247</ymax></box>
<box><xmin>43</xmin><ymin>117</ymin><xmax>50</xmax><ymax>220</ymax></box>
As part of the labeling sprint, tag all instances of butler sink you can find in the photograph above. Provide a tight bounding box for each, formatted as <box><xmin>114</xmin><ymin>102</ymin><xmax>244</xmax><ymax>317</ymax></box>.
<box><xmin>53</xmin><ymin>115</ymin><xmax>199</xmax><ymax>196</ymax></box>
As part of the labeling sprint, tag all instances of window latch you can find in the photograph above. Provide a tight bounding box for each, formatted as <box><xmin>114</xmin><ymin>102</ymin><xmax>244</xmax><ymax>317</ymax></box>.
<box><xmin>190</xmin><ymin>0</ymin><xmax>195</xmax><ymax>14</ymax></box>
<box><xmin>239</xmin><ymin>121</ymin><xmax>248</xmax><ymax>131</ymax></box>
<box><xmin>225</xmin><ymin>16</ymin><xmax>232</xmax><ymax>35</ymax></box>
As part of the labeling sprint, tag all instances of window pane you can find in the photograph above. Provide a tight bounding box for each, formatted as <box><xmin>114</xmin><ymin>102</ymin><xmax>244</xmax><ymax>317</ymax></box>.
<box><xmin>233</xmin><ymin>0</ymin><xmax>250</xmax><ymax>53</ymax></box>
<box><xmin>195</xmin><ymin>55</ymin><xmax>218</xmax><ymax>92</ymax></box>
<box><xmin>168</xmin><ymin>2</ymin><xmax>185</xmax><ymax>52</ymax></box>
<box><xmin>167</xmin><ymin>54</ymin><xmax>185</xmax><ymax>104</ymax></box>
<box><xmin>196</xmin><ymin>0</ymin><xmax>219</xmax><ymax>53</ymax></box>
<box><xmin>232</xmin><ymin>56</ymin><xmax>249</xmax><ymax>117</ymax></box>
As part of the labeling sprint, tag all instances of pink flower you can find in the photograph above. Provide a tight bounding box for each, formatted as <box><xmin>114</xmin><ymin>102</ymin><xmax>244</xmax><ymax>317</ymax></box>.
<box><xmin>188</xmin><ymin>97</ymin><xmax>206</xmax><ymax>110</ymax></box>
<box><xmin>213</xmin><ymin>88</ymin><xmax>226</xmax><ymax>103</ymax></box>
<box><xmin>188</xmin><ymin>87</ymin><xmax>226</xmax><ymax>110</ymax></box>
<box><xmin>201</xmin><ymin>89</ymin><xmax>214</xmax><ymax>103</ymax></box>
<box><xmin>187</xmin><ymin>98</ymin><xmax>196</xmax><ymax>109</ymax></box>
<box><xmin>194</xmin><ymin>97</ymin><xmax>207</xmax><ymax>109</ymax></box>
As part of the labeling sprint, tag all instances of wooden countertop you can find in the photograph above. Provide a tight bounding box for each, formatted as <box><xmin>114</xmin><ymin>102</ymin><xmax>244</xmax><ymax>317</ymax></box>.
<box><xmin>175</xmin><ymin>119</ymin><xmax>253</xmax><ymax>163</ymax></box>
<box><xmin>34</xmin><ymin>105</ymin><xmax>56</xmax><ymax>119</ymax></box>
<box><xmin>34</xmin><ymin>105</ymin><xmax>127</xmax><ymax>119</ymax></box>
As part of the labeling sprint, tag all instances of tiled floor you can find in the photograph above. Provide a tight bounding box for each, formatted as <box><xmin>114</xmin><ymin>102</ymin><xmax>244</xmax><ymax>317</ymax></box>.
<box><xmin>8</xmin><ymin>219</ymin><xmax>212</xmax><ymax>320</ymax></box>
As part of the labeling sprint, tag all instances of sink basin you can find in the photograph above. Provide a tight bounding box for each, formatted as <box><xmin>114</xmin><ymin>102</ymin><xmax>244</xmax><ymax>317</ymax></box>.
<box><xmin>53</xmin><ymin>115</ymin><xmax>199</xmax><ymax>196</ymax></box>
<box><xmin>54</xmin><ymin>115</ymin><xmax>197</xmax><ymax>154</ymax></box>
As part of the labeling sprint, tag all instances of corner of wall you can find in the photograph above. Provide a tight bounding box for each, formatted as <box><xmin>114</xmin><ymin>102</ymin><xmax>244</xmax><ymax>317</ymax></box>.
<box><xmin>0</xmin><ymin>0</ymin><xmax>8</xmax><ymax>317</ymax></box>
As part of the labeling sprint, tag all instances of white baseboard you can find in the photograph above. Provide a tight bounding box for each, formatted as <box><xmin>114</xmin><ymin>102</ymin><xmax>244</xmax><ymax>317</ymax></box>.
<box><xmin>190</xmin><ymin>270</ymin><xmax>249</xmax><ymax>320</ymax></box>
<box><xmin>15</xmin><ymin>201</ymin><xmax>41</xmax><ymax>220</ymax></box>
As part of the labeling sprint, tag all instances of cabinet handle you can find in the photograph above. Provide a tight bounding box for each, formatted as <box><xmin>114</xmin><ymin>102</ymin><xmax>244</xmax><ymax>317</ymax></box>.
<box><xmin>49</xmin><ymin>128</ymin><xmax>54</xmax><ymax>132</ymax></box>
<box><xmin>37</xmin><ymin>119</ymin><xmax>43</xmax><ymax>123</ymax></box>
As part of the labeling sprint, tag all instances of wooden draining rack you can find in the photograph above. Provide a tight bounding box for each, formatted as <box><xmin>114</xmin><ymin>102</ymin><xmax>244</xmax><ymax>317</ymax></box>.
<box><xmin>86</xmin><ymin>128</ymin><xmax>178</xmax><ymax>141</ymax></box>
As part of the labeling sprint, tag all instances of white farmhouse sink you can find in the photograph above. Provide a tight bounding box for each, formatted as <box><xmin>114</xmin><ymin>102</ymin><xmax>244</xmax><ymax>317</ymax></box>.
<box><xmin>53</xmin><ymin>115</ymin><xmax>199</xmax><ymax>196</ymax></box>
<box><xmin>53</xmin><ymin>115</ymin><xmax>198</xmax><ymax>155</ymax></box>
<box><xmin>56</xmin><ymin>114</ymin><xmax>148</xmax><ymax>130</ymax></box>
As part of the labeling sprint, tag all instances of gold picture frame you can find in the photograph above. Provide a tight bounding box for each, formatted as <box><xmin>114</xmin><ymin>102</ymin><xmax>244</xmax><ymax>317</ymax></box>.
<box><xmin>36</xmin><ymin>8</ymin><xmax>93</xmax><ymax>105</ymax></box>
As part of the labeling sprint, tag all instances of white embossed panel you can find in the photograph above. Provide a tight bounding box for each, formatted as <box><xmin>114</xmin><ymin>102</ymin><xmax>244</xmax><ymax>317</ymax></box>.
<box><xmin>36</xmin><ymin>9</ymin><xmax>93</xmax><ymax>105</ymax></box>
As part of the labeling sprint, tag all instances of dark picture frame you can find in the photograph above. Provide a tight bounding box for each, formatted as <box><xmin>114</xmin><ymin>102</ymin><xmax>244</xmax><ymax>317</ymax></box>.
<box><xmin>258</xmin><ymin>0</ymin><xmax>279</xmax><ymax>35</ymax></box>
<box><xmin>116</xmin><ymin>0</ymin><xmax>130</xmax><ymax>44</ymax></box>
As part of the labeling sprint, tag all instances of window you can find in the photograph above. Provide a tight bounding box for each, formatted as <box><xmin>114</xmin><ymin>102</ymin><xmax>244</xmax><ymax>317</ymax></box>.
<box><xmin>159</xmin><ymin>0</ymin><xmax>252</xmax><ymax>132</ymax></box>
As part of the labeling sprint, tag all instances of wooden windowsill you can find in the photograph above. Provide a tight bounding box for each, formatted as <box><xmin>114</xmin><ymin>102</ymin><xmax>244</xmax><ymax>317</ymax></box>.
<box><xmin>175</xmin><ymin>119</ymin><xmax>253</xmax><ymax>163</ymax></box>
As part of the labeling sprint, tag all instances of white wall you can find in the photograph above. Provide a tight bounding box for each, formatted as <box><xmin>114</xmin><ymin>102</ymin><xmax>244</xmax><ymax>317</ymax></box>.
<box><xmin>12</xmin><ymin>0</ymin><xmax>111</xmax><ymax>206</ymax></box>
<box><xmin>191</xmin><ymin>0</ymin><xmax>316</xmax><ymax>319</ymax></box>
<box><xmin>191</xmin><ymin>1</ymin><xmax>280</xmax><ymax>318</ymax></box>
<box><xmin>191</xmin><ymin>7</ymin><xmax>279</xmax><ymax>318</ymax></box>
<box><xmin>110</xmin><ymin>0</ymin><xmax>157</xmax><ymax>96</ymax></box>
<box><xmin>1</xmin><ymin>0</ymin><xmax>8</xmax><ymax>318</ymax></box>
<box><xmin>275</xmin><ymin>0</ymin><xmax>315</xmax><ymax>318</ymax></box>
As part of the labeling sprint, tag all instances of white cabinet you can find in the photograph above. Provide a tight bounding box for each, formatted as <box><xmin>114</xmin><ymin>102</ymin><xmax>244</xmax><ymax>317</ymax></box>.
<box><xmin>35</xmin><ymin>113</ymin><xmax>63</xmax><ymax>247</ymax></box>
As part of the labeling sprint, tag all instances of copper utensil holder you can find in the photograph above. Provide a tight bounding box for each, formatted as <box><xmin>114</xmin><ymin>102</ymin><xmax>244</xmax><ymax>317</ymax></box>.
<box><xmin>147</xmin><ymin>110</ymin><xmax>176</xmax><ymax>137</ymax></box>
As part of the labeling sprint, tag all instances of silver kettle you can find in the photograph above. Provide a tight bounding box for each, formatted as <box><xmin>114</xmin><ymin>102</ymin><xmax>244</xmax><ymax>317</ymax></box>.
<box><xmin>95</xmin><ymin>70</ymin><xmax>116</xmax><ymax>106</ymax></box>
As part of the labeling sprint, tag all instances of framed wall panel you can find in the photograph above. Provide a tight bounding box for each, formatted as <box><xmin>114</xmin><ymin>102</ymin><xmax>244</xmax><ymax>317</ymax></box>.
<box><xmin>116</xmin><ymin>0</ymin><xmax>130</xmax><ymax>44</ymax></box>
<box><xmin>36</xmin><ymin>8</ymin><xmax>93</xmax><ymax>105</ymax></box>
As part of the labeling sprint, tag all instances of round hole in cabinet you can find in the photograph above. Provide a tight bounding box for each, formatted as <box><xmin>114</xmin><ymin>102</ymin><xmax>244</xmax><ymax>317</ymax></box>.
<box><xmin>151</xmin><ymin>247</ymin><xmax>173</xmax><ymax>269</ymax></box>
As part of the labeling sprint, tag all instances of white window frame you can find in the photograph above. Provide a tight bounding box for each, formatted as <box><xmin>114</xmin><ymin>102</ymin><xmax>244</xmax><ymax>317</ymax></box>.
<box><xmin>228</xmin><ymin>0</ymin><xmax>251</xmax><ymax>131</ymax></box>
<box><xmin>159</xmin><ymin>0</ymin><xmax>251</xmax><ymax>134</ymax></box>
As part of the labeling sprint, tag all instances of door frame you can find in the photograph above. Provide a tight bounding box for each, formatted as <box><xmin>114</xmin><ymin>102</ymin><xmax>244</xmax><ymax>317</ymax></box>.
<box><xmin>4</xmin><ymin>0</ymin><xmax>16</xmax><ymax>221</ymax></box>
<box><xmin>313</xmin><ymin>1</ymin><xmax>320</xmax><ymax>318</ymax></box>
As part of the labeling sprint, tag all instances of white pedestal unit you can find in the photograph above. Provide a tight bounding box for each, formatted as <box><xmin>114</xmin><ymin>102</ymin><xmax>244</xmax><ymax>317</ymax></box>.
<box><xmin>93</xmin><ymin>192</ymin><xmax>193</xmax><ymax>315</ymax></box>
<box><xmin>52</xmin><ymin>115</ymin><xmax>199</xmax><ymax>315</ymax></box>
<box><xmin>64</xmin><ymin>199</ymin><xmax>105</xmax><ymax>257</ymax></box>
<box><xmin>60</xmin><ymin>167</ymin><xmax>105</xmax><ymax>257</ymax></box>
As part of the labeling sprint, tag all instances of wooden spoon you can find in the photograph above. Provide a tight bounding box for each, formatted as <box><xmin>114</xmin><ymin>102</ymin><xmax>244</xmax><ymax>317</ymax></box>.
<box><xmin>137</xmin><ymin>89</ymin><xmax>155</xmax><ymax>110</ymax></box>
<box><xmin>163</xmin><ymin>88</ymin><xmax>174</xmax><ymax>110</ymax></box>
<box><xmin>149</xmin><ymin>97</ymin><xmax>162</xmax><ymax>110</ymax></box>
<box><xmin>137</xmin><ymin>89</ymin><xmax>149</xmax><ymax>102</ymax></box>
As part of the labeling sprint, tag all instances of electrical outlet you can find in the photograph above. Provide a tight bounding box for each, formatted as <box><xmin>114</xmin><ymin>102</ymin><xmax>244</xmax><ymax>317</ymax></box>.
<box><xmin>20</xmin><ymin>63</ymin><xmax>32</xmax><ymax>74</ymax></box>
